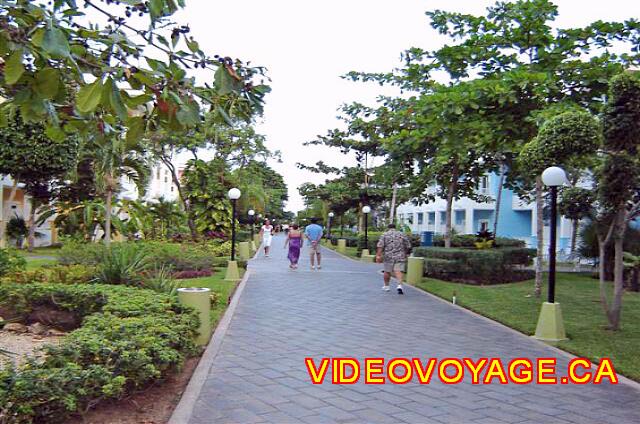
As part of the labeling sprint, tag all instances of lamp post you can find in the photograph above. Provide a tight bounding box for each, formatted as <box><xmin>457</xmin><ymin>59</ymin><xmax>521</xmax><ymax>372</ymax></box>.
<box><xmin>248</xmin><ymin>209</ymin><xmax>255</xmax><ymax>240</ymax></box>
<box><xmin>534</xmin><ymin>166</ymin><xmax>568</xmax><ymax>342</ymax></box>
<box><xmin>227</xmin><ymin>188</ymin><xmax>241</xmax><ymax>261</ymax></box>
<box><xmin>362</xmin><ymin>206</ymin><xmax>371</xmax><ymax>249</ymax></box>
<box><xmin>327</xmin><ymin>212</ymin><xmax>334</xmax><ymax>240</ymax></box>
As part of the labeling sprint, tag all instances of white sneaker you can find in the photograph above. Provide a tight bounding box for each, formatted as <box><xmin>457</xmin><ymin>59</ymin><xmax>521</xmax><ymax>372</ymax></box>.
<box><xmin>382</xmin><ymin>285</ymin><xmax>390</xmax><ymax>292</ymax></box>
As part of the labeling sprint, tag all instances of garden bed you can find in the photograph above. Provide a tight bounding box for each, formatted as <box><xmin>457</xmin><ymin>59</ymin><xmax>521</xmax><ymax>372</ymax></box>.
<box><xmin>0</xmin><ymin>283</ymin><xmax>199</xmax><ymax>423</ymax></box>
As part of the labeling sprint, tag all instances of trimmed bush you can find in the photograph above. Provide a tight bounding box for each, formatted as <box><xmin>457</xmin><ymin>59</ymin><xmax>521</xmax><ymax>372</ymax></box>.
<box><xmin>1</xmin><ymin>264</ymin><xmax>96</xmax><ymax>285</ymax></box>
<box><xmin>0</xmin><ymin>248</ymin><xmax>27</xmax><ymax>276</ymax></box>
<box><xmin>0</xmin><ymin>283</ymin><xmax>198</xmax><ymax>423</ymax></box>
<box><xmin>432</xmin><ymin>234</ymin><xmax>525</xmax><ymax>248</ymax></box>
<box><xmin>413</xmin><ymin>246</ymin><xmax>536</xmax><ymax>284</ymax></box>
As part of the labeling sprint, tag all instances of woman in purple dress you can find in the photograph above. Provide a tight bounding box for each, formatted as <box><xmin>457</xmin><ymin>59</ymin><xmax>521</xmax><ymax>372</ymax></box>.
<box><xmin>284</xmin><ymin>224</ymin><xmax>303</xmax><ymax>269</ymax></box>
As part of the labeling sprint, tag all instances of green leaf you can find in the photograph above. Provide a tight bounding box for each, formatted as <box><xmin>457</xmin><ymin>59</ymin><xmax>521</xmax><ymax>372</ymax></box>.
<box><xmin>103</xmin><ymin>77</ymin><xmax>128</xmax><ymax>120</ymax></box>
<box><xmin>42</xmin><ymin>27</ymin><xmax>70</xmax><ymax>58</ymax></box>
<box><xmin>124</xmin><ymin>93</ymin><xmax>153</xmax><ymax>108</ymax></box>
<box><xmin>186</xmin><ymin>38</ymin><xmax>199</xmax><ymax>53</ymax></box>
<box><xmin>149</xmin><ymin>0</ymin><xmax>163</xmax><ymax>18</ymax></box>
<box><xmin>76</xmin><ymin>79</ymin><xmax>103</xmax><ymax>113</ymax></box>
<box><xmin>35</xmin><ymin>68</ymin><xmax>61</xmax><ymax>99</ymax></box>
<box><xmin>176</xmin><ymin>102</ymin><xmax>200</xmax><ymax>127</ymax></box>
<box><xmin>5</xmin><ymin>50</ymin><xmax>25</xmax><ymax>85</ymax></box>
<box><xmin>126</xmin><ymin>116</ymin><xmax>145</xmax><ymax>143</ymax></box>
<box><xmin>45</xmin><ymin>124</ymin><xmax>66</xmax><ymax>142</ymax></box>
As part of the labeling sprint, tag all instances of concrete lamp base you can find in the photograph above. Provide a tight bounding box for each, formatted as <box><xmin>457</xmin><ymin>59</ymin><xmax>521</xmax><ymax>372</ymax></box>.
<box><xmin>361</xmin><ymin>254</ymin><xmax>375</xmax><ymax>263</ymax></box>
<box><xmin>407</xmin><ymin>256</ymin><xmax>424</xmax><ymax>285</ymax></box>
<box><xmin>533</xmin><ymin>302</ymin><xmax>568</xmax><ymax>343</ymax></box>
<box><xmin>337</xmin><ymin>239</ymin><xmax>347</xmax><ymax>253</ymax></box>
<box><xmin>225</xmin><ymin>260</ymin><xmax>241</xmax><ymax>281</ymax></box>
<box><xmin>177</xmin><ymin>287</ymin><xmax>212</xmax><ymax>346</ymax></box>
<box><xmin>361</xmin><ymin>249</ymin><xmax>370</xmax><ymax>259</ymax></box>
<box><xmin>250</xmin><ymin>240</ymin><xmax>257</xmax><ymax>252</ymax></box>
<box><xmin>238</xmin><ymin>241</ymin><xmax>250</xmax><ymax>260</ymax></box>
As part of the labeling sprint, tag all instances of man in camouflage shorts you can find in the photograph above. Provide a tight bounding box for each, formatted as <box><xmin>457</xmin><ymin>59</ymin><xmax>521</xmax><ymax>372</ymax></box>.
<box><xmin>376</xmin><ymin>223</ymin><xmax>412</xmax><ymax>295</ymax></box>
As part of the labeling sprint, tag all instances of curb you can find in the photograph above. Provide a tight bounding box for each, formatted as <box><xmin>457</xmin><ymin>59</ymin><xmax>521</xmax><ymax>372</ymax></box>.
<box><xmin>406</xmin><ymin>281</ymin><xmax>640</xmax><ymax>392</ymax></box>
<box><xmin>169</xmin><ymin>268</ymin><xmax>253</xmax><ymax>424</ymax></box>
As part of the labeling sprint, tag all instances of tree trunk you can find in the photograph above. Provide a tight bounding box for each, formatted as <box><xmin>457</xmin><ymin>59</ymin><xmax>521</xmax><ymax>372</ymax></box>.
<box><xmin>609</xmin><ymin>209</ymin><xmax>627</xmax><ymax>330</ymax></box>
<box><xmin>493</xmin><ymin>166</ymin><xmax>505</xmax><ymax>236</ymax></box>
<box><xmin>104</xmin><ymin>189</ymin><xmax>112</xmax><ymax>246</ymax></box>
<box><xmin>570</xmin><ymin>219</ymin><xmax>579</xmax><ymax>254</ymax></box>
<box><xmin>444</xmin><ymin>176</ymin><xmax>457</xmax><ymax>249</ymax></box>
<box><xmin>598</xmin><ymin>235</ymin><xmax>611</xmax><ymax>319</ymax></box>
<box><xmin>161</xmin><ymin>156</ymin><xmax>198</xmax><ymax>240</ymax></box>
<box><xmin>534</xmin><ymin>178</ymin><xmax>544</xmax><ymax>297</ymax></box>
<box><xmin>389</xmin><ymin>182</ymin><xmax>398</xmax><ymax>224</ymax></box>
<box><xmin>27</xmin><ymin>198</ymin><xmax>37</xmax><ymax>253</ymax></box>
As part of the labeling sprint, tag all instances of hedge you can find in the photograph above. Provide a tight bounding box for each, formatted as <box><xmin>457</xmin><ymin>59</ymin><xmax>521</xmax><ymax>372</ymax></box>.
<box><xmin>413</xmin><ymin>246</ymin><xmax>536</xmax><ymax>284</ymax></box>
<box><xmin>329</xmin><ymin>233</ymin><xmax>420</xmax><ymax>255</ymax></box>
<box><xmin>0</xmin><ymin>284</ymin><xmax>198</xmax><ymax>423</ymax></box>
<box><xmin>432</xmin><ymin>234</ymin><xmax>526</xmax><ymax>248</ymax></box>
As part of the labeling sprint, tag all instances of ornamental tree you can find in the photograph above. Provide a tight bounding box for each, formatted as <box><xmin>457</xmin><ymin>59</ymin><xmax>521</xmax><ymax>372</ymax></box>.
<box><xmin>0</xmin><ymin>0</ymin><xmax>269</xmax><ymax>150</ymax></box>
<box><xmin>347</xmin><ymin>0</ymin><xmax>640</xmax><ymax>289</ymax></box>
<box><xmin>0</xmin><ymin>112</ymin><xmax>79</xmax><ymax>251</ymax></box>
<box><xmin>596</xmin><ymin>72</ymin><xmax>640</xmax><ymax>330</ymax></box>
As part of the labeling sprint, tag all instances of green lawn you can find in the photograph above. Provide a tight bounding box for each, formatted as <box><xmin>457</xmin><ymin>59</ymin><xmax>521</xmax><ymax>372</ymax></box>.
<box><xmin>416</xmin><ymin>273</ymin><xmax>640</xmax><ymax>381</ymax></box>
<box><xmin>177</xmin><ymin>269</ymin><xmax>240</xmax><ymax>326</ymax></box>
<box><xmin>25</xmin><ymin>257</ymin><xmax>57</xmax><ymax>270</ymax></box>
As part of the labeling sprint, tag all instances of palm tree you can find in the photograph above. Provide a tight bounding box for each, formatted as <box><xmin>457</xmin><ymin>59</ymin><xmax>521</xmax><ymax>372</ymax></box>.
<box><xmin>92</xmin><ymin>136</ymin><xmax>150</xmax><ymax>246</ymax></box>
<box><xmin>148</xmin><ymin>197</ymin><xmax>185</xmax><ymax>238</ymax></box>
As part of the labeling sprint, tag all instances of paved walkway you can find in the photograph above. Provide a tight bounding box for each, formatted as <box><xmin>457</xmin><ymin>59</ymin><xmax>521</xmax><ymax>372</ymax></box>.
<box><xmin>183</xmin><ymin>235</ymin><xmax>640</xmax><ymax>424</ymax></box>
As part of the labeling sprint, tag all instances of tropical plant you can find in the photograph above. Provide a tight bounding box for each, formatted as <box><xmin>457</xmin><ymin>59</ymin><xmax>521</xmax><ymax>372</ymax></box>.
<box><xmin>623</xmin><ymin>252</ymin><xmax>640</xmax><ymax>292</ymax></box>
<box><xmin>143</xmin><ymin>264</ymin><xmax>179</xmax><ymax>295</ymax></box>
<box><xmin>92</xmin><ymin>136</ymin><xmax>151</xmax><ymax>246</ymax></box>
<box><xmin>5</xmin><ymin>215</ymin><xmax>28</xmax><ymax>248</ymax></box>
<box><xmin>92</xmin><ymin>244</ymin><xmax>149</xmax><ymax>285</ymax></box>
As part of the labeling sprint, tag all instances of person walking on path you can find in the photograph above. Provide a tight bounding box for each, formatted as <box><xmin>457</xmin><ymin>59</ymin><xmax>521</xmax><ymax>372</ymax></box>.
<box><xmin>376</xmin><ymin>223</ymin><xmax>412</xmax><ymax>295</ymax></box>
<box><xmin>284</xmin><ymin>224</ymin><xmax>303</xmax><ymax>269</ymax></box>
<box><xmin>304</xmin><ymin>218</ymin><xmax>324</xmax><ymax>270</ymax></box>
<box><xmin>260</xmin><ymin>219</ymin><xmax>274</xmax><ymax>257</ymax></box>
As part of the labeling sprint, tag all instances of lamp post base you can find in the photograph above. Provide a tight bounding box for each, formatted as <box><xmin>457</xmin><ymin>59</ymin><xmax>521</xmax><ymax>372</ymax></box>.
<box><xmin>238</xmin><ymin>242</ymin><xmax>250</xmax><ymax>260</ymax></box>
<box><xmin>225</xmin><ymin>260</ymin><xmax>241</xmax><ymax>281</ymax></box>
<box><xmin>533</xmin><ymin>302</ymin><xmax>568</xmax><ymax>343</ymax></box>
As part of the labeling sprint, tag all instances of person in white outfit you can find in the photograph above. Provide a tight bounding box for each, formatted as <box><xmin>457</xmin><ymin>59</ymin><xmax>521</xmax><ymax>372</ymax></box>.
<box><xmin>260</xmin><ymin>219</ymin><xmax>274</xmax><ymax>257</ymax></box>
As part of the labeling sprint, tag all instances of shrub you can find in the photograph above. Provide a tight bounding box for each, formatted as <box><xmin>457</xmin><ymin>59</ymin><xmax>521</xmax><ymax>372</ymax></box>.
<box><xmin>58</xmin><ymin>241</ymin><xmax>106</xmax><ymax>265</ymax></box>
<box><xmin>1</xmin><ymin>264</ymin><xmax>96</xmax><ymax>285</ymax></box>
<box><xmin>432</xmin><ymin>234</ymin><xmax>525</xmax><ymax>248</ymax></box>
<box><xmin>0</xmin><ymin>283</ymin><xmax>198</xmax><ymax>423</ymax></box>
<box><xmin>93</xmin><ymin>244</ymin><xmax>148</xmax><ymax>285</ymax></box>
<box><xmin>0</xmin><ymin>248</ymin><xmax>26</xmax><ymax>276</ymax></box>
<box><xmin>413</xmin><ymin>246</ymin><xmax>536</xmax><ymax>284</ymax></box>
<box><xmin>143</xmin><ymin>264</ymin><xmax>179</xmax><ymax>295</ymax></box>
<box><xmin>172</xmin><ymin>269</ymin><xmax>213</xmax><ymax>279</ymax></box>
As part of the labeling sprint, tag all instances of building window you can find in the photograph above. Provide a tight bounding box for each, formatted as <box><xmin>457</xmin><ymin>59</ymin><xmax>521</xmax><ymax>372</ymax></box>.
<box><xmin>479</xmin><ymin>220</ymin><xmax>490</xmax><ymax>232</ymax></box>
<box><xmin>399</xmin><ymin>213</ymin><xmax>404</xmax><ymax>222</ymax></box>
<box><xmin>406</xmin><ymin>213</ymin><xmax>414</xmax><ymax>224</ymax></box>
<box><xmin>417</xmin><ymin>212</ymin><xmax>424</xmax><ymax>225</ymax></box>
<box><xmin>455</xmin><ymin>210</ymin><xmax>465</xmax><ymax>226</ymax></box>
<box><xmin>428</xmin><ymin>212</ymin><xmax>435</xmax><ymax>226</ymax></box>
<box><xmin>171</xmin><ymin>186</ymin><xmax>174</xmax><ymax>192</ymax></box>
<box><xmin>477</xmin><ymin>176</ymin><xmax>489</xmax><ymax>193</ymax></box>
<box><xmin>156</xmin><ymin>169</ymin><xmax>160</xmax><ymax>179</ymax></box>
<box><xmin>164</xmin><ymin>177</ymin><xmax>168</xmax><ymax>183</ymax></box>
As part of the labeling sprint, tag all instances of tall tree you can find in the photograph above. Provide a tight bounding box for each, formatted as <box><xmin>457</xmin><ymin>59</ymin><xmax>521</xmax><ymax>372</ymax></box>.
<box><xmin>0</xmin><ymin>112</ymin><xmax>79</xmax><ymax>251</ymax></box>
<box><xmin>92</xmin><ymin>136</ymin><xmax>150</xmax><ymax>246</ymax></box>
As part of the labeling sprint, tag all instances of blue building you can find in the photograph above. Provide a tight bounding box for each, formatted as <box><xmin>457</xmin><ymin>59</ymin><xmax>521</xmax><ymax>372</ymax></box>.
<box><xmin>396</xmin><ymin>173</ymin><xmax>574</xmax><ymax>253</ymax></box>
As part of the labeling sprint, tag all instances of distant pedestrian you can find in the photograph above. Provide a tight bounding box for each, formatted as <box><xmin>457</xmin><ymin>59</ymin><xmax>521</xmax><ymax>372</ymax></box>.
<box><xmin>284</xmin><ymin>224</ymin><xmax>303</xmax><ymax>269</ymax></box>
<box><xmin>376</xmin><ymin>223</ymin><xmax>412</xmax><ymax>295</ymax></box>
<box><xmin>305</xmin><ymin>218</ymin><xmax>324</xmax><ymax>270</ymax></box>
<box><xmin>260</xmin><ymin>219</ymin><xmax>274</xmax><ymax>257</ymax></box>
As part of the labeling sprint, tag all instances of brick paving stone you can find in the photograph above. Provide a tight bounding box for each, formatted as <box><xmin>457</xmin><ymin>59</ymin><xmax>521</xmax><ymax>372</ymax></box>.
<box><xmin>186</xmin><ymin>235</ymin><xmax>640</xmax><ymax>423</ymax></box>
